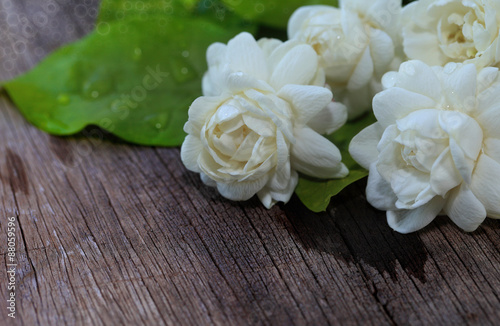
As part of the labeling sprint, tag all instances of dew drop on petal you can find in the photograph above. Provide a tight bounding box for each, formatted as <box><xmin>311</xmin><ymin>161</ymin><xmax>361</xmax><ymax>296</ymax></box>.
<box><xmin>382</xmin><ymin>72</ymin><xmax>398</xmax><ymax>88</ymax></box>
<box><xmin>402</xmin><ymin>62</ymin><xmax>415</xmax><ymax>76</ymax></box>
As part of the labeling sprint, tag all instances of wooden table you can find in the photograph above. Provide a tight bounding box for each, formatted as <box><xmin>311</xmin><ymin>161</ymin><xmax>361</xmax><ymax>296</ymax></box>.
<box><xmin>0</xmin><ymin>1</ymin><xmax>499</xmax><ymax>325</ymax></box>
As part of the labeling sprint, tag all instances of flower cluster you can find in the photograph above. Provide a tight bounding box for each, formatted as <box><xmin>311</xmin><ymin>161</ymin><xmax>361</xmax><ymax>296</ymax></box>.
<box><xmin>181</xmin><ymin>0</ymin><xmax>500</xmax><ymax>233</ymax></box>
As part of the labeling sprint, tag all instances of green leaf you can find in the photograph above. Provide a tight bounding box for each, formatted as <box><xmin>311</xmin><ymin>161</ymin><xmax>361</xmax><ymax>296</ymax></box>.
<box><xmin>295</xmin><ymin>113</ymin><xmax>377</xmax><ymax>212</ymax></box>
<box><xmin>4</xmin><ymin>16</ymin><xmax>238</xmax><ymax>146</ymax></box>
<box><xmin>98</xmin><ymin>0</ymin><xmax>254</xmax><ymax>30</ymax></box>
<box><xmin>222</xmin><ymin>0</ymin><xmax>339</xmax><ymax>29</ymax></box>
<box><xmin>98</xmin><ymin>0</ymin><xmax>192</xmax><ymax>22</ymax></box>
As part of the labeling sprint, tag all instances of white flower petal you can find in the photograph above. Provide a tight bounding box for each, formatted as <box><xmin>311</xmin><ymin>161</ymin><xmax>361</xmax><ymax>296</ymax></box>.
<box><xmin>349</xmin><ymin>122</ymin><xmax>384</xmax><ymax>170</ymax></box>
<box><xmin>287</xmin><ymin>6</ymin><xmax>311</xmax><ymax>39</ymax></box>
<box><xmin>225</xmin><ymin>72</ymin><xmax>274</xmax><ymax>94</ymax></box>
<box><xmin>377</xmin><ymin>124</ymin><xmax>399</xmax><ymax>153</ymax></box>
<box><xmin>439</xmin><ymin>111</ymin><xmax>483</xmax><ymax>160</ymax></box>
<box><xmin>187</xmin><ymin>96</ymin><xmax>224</xmax><ymax>132</ymax></box>
<box><xmin>202</xmin><ymin>71</ymin><xmax>218</xmax><ymax>97</ymax></box>
<box><xmin>376</xmin><ymin>140</ymin><xmax>405</xmax><ymax>182</ymax></box>
<box><xmin>476</xmin><ymin>103</ymin><xmax>500</xmax><ymax>139</ymax></box>
<box><xmin>369</xmin><ymin>29</ymin><xmax>395</xmax><ymax>77</ymax></box>
<box><xmin>206</xmin><ymin>42</ymin><xmax>226</xmax><ymax>66</ymax></box>
<box><xmin>477</xmin><ymin>76</ymin><xmax>500</xmax><ymax>114</ymax></box>
<box><xmin>366</xmin><ymin>163</ymin><xmax>398</xmax><ymax>211</ymax></box>
<box><xmin>394</xmin><ymin>60</ymin><xmax>442</xmax><ymax>102</ymax></box>
<box><xmin>270</xmin><ymin>44</ymin><xmax>318</xmax><ymax>90</ymax></box>
<box><xmin>257</xmin><ymin>38</ymin><xmax>282</xmax><ymax>57</ymax></box>
<box><xmin>267</xmin><ymin>39</ymin><xmax>302</xmax><ymax>70</ymax></box>
<box><xmin>391</xmin><ymin>168</ymin><xmax>435</xmax><ymax>209</ymax></box>
<box><xmin>181</xmin><ymin>135</ymin><xmax>203</xmax><ymax>173</ymax></box>
<box><xmin>241</xmin><ymin>152</ymin><xmax>276</xmax><ymax>181</ymax></box>
<box><xmin>439</xmin><ymin>63</ymin><xmax>477</xmax><ymax>113</ymax></box>
<box><xmin>287</xmin><ymin>5</ymin><xmax>333</xmax><ymax>38</ymax></box>
<box><xmin>477</xmin><ymin>67</ymin><xmax>499</xmax><ymax>94</ymax></box>
<box><xmin>484</xmin><ymin>138</ymin><xmax>500</xmax><ymax>163</ymax></box>
<box><xmin>332</xmin><ymin>163</ymin><xmax>349</xmax><ymax>178</ymax></box>
<box><xmin>347</xmin><ymin>46</ymin><xmax>374</xmax><ymax>90</ymax></box>
<box><xmin>307</xmin><ymin>101</ymin><xmax>348</xmax><ymax>135</ymax></box>
<box><xmin>395</xmin><ymin>109</ymin><xmax>446</xmax><ymax>140</ymax></box>
<box><xmin>227</xmin><ymin>32</ymin><xmax>269</xmax><ymax>81</ymax></box>
<box><xmin>291</xmin><ymin>127</ymin><xmax>345</xmax><ymax>179</ymax></box>
<box><xmin>387</xmin><ymin>196</ymin><xmax>445</xmax><ymax>234</ymax></box>
<box><xmin>403</xmin><ymin>30</ymin><xmax>444</xmax><ymax>66</ymax></box>
<box><xmin>278</xmin><ymin>85</ymin><xmax>332</xmax><ymax>126</ymax></box>
<box><xmin>276</xmin><ymin>130</ymin><xmax>289</xmax><ymax>170</ymax></box>
<box><xmin>199</xmin><ymin>151</ymin><xmax>225</xmax><ymax>181</ymax></box>
<box><xmin>200</xmin><ymin>172</ymin><xmax>217</xmax><ymax>187</ymax></box>
<box><xmin>242</xmin><ymin>114</ymin><xmax>275</xmax><ymax>137</ymax></box>
<box><xmin>258</xmin><ymin>170</ymin><xmax>298</xmax><ymax>209</ymax></box>
<box><xmin>365</xmin><ymin>0</ymin><xmax>400</xmax><ymax>33</ymax></box>
<box><xmin>444</xmin><ymin>184</ymin><xmax>486</xmax><ymax>232</ymax></box>
<box><xmin>231</xmin><ymin>131</ymin><xmax>260</xmax><ymax>162</ymax></box>
<box><xmin>429</xmin><ymin>148</ymin><xmax>462</xmax><ymax>196</ymax></box>
<box><xmin>470</xmin><ymin>154</ymin><xmax>500</xmax><ymax>218</ymax></box>
<box><xmin>217</xmin><ymin>176</ymin><xmax>269</xmax><ymax>201</ymax></box>
<box><xmin>448</xmin><ymin>138</ymin><xmax>475</xmax><ymax>184</ymax></box>
<box><xmin>373</xmin><ymin>87</ymin><xmax>437</xmax><ymax>128</ymax></box>
<box><xmin>267</xmin><ymin>159</ymin><xmax>291</xmax><ymax>192</ymax></box>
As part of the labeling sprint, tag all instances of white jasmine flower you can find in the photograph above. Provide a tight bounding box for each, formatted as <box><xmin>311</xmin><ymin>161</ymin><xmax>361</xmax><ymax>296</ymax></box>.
<box><xmin>202</xmin><ymin>35</ymin><xmax>347</xmax><ymax>135</ymax></box>
<box><xmin>349</xmin><ymin>60</ymin><xmax>500</xmax><ymax>233</ymax></box>
<box><xmin>288</xmin><ymin>0</ymin><xmax>403</xmax><ymax>119</ymax></box>
<box><xmin>402</xmin><ymin>0</ymin><xmax>500</xmax><ymax>68</ymax></box>
<box><xmin>181</xmin><ymin>32</ymin><xmax>348</xmax><ymax>208</ymax></box>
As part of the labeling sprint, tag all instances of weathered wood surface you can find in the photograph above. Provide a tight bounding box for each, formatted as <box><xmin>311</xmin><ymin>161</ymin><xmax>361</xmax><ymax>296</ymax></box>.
<box><xmin>0</xmin><ymin>1</ymin><xmax>499</xmax><ymax>325</ymax></box>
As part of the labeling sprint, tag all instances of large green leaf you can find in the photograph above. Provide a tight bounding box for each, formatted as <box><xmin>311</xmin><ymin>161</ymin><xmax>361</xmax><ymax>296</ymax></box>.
<box><xmin>222</xmin><ymin>0</ymin><xmax>338</xmax><ymax>29</ymax></box>
<box><xmin>295</xmin><ymin>113</ymin><xmax>377</xmax><ymax>212</ymax></box>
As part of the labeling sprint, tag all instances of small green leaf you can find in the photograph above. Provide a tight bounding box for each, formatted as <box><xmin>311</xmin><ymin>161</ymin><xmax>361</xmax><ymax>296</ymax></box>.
<box><xmin>295</xmin><ymin>113</ymin><xmax>377</xmax><ymax>212</ymax></box>
<box><xmin>222</xmin><ymin>0</ymin><xmax>339</xmax><ymax>29</ymax></box>
<box><xmin>4</xmin><ymin>16</ymin><xmax>238</xmax><ymax>146</ymax></box>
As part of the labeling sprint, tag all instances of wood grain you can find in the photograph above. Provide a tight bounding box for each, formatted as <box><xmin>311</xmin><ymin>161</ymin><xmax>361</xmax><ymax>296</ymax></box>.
<box><xmin>0</xmin><ymin>1</ymin><xmax>499</xmax><ymax>325</ymax></box>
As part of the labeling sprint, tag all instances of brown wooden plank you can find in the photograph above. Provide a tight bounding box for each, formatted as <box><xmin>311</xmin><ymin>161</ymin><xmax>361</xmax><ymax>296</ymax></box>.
<box><xmin>0</xmin><ymin>1</ymin><xmax>499</xmax><ymax>325</ymax></box>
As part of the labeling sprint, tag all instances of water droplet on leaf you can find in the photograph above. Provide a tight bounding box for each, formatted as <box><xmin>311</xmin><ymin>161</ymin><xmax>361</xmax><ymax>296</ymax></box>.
<box><xmin>133</xmin><ymin>47</ymin><xmax>142</xmax><ymax>60</ymax></box>
<box><xmin>57</xmin><ymin>94</ymin><xmax>70</xmax><ymax>105</ymax></box>
<box><xmin>82</xmin><ymin>70</ymin><xmax>114</xmax><ymax>100</ymax></box>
